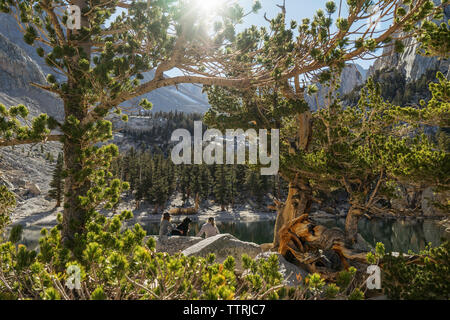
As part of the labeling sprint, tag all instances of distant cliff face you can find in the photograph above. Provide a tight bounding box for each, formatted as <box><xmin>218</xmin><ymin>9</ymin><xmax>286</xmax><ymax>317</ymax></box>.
<box><xmin>305</xmin><ymin>64</ymin><xmax>366</xmax><ymax>110</ymax></box>
<box><xmin>368</xmin><ymin>37</ymin><xmax>449</xmax><ymax>82</ymax></box>
<box><xmin>120</xmin><ymin>70</ymin><xmax>210</xmax><ymax>114</ymax></box>
<box><xmin>0</xmin><ymin>32</ymin><xmax>62</xmax><ymax>119</ymax></box>
<box><xmin>368</xmin><ymin>2</ymin><xmax>449</xmax><ymax>82</ymax></box>
<box><xmin>0</xmin><ymin>13</ymin><xmax>210</xmax><ymax>115</ymax></box>
<box><xmin>0</xmin><ymin>33</ymin><xmax>45</xmax><ymax>90</ymax></box>
<box><xmin>0</xmin><ymin>13</ymin><xmax>61</xmax><ymax>80</ymax></box>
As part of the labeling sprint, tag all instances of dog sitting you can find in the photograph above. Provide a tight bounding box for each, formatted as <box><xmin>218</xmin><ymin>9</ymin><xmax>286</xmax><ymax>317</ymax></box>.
<box><xmin>170</xmin><ymin>217</ymin><xmax>192</xmax><ymax>236</ymax></box>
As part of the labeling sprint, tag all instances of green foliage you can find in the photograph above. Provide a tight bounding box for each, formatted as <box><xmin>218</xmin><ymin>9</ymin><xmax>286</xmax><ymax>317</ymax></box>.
<box><xmin>416</xmin><ymin>17</ymin><xmax>450</xmax><ymax>58</ymax></box>
<box><xmin>345</xmin><ymin>66</ymin><xmax>449</xmax><ymax>110</ymax></box>
<box><xmin>90</xmin><ymin>286</ymin><xmax>107</xmax><ymax>300</ymax></box>
<box><xmin>324</xmin><ymin>283</ymin><xmax>340</xmax><ymax>299</ymax></box>
<box><xmin>213</xmin><ymin>165</ymin><xmax>231</xmax><ymax>210</ymax></box>
<box><xmin>111</xmin><ymin>120</ymin><xmax>284</xmax><ymax>211</ymax></box>
<box><xmin>0</xmin><ymin>0</ymin><xmax>446</xmax><ymax>300</ymax></box>
<box><xmin>0</xmin><ymin>0</ymin><xmax>267</xmax><ymax>240</ymax></box>
<box><xmin>8</xmin><ymin>224</ymin><xmax>23</xmax><ymax>244</ymax></box>
<box><xmin>382</xmin><ymin>241</ymin><xmax>450</xmax><ymax>300</ymax></box>
<box><xmin>139</xmin><ymin>99</ymin><xmax>153</xmax><ymax>111</ymax></box>
<box><xmin>0</xmin><ymin>0</ymin><xmax>443</xmax><ymax>245</ymax></box>
<box><xmin>336</xmin><ymin>267</ymin><xmax>357</xmax><ymax>289</ymax></box>
<box><xmin>0</xmin><ymin>211</ymin><xmax>360</xmax><ymax>300</ymax></box>
<box><xmin>348</xmin><ymin>288</ymin><xmax>365</xmax><ymax>300</ymax></box>
<box><xmin>206</xmin><ymin>62</ymin><xmax>448</xmax><ymax>246</ymax></box>
<box><xmin>284</xmin><ymin>74</ymin><xmax>448</xmax><ymax>222</ymax></box>
<box><xmin>387</xmin><ymin>71</ymin><xmax>450</xmax><ymax>128</ymax></box>
<box><xmin>367</xmin><ymin>242</ymin><xmax>386</xmax><ymax>265</ymax></box>
<box><xmin>306</xmin><ymin>273</ymin><xmax>326</xmax><ymax>295</ymax></box>
<box><xmin>0</xmin><ymin>103</ymin><xmax>56</xmax><ymax>144</ymax></box>
<box><xmin>0</xmin><ymin>185</ymin><xmax>15</xmax><ymax>240</ymax></box>
<box><xmin>0</xmin><ymin>206</ymin><xmax>373</xmax><ymax>300</ymax></box>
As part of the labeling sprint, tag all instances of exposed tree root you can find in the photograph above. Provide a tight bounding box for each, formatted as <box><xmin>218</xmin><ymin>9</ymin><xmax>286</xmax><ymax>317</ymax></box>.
<box><xmin>277</xmin><ymin>214</ymin><xmax>369</xmax><ymax>275</ymax></box>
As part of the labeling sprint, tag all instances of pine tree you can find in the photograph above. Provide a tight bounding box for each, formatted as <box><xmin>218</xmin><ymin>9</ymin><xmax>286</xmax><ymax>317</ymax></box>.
<box><xmin>179</xmin><ymin>164</ymin><xmax>191</xmax><ymax>205</ymax></box>
<box><xmin>189</xmin><ymin>165</ymin><xmax>201</xmax><ymax>204</ymax></box>
<box><xmin>214</xmin><ymin>165</ymin><xmax>230</xmax><ymax>211</ymax></box>
<box><xmin>167</xmin><ymin>159</ymin><xmax>176</xmax><ymax>196</ymax></box>
<box><xmin>148</xmin><ymin>154</ymin><xmax>170</xmax><ymax>213</ymax></box>
<box><xmin>0</xmin><ymin>185</ymin><xmax>15</xmax><ymax>240</ymax></box>
<box><xmin>136</xmin><ymin>152</ymin><xmax>153</xmax><ymax>205</ymax></box>
<box><xmin>227</xmin><ymin>165</ymin><xmax>238</xmax><ymax>209</ymax></box>
<box><xmin>436</xmin><ymin>128</ymin><xmax>450</xmax><ymax>152</ymax></box>
<box><xmin>48</xmin><ymin>153</ymin><xmax>64</xmax><ymax>208</ymax></box>
<box><xmin>199</xmin><ymin>165</ymin><xmax>212</xmax><ymax>202</ymax></box>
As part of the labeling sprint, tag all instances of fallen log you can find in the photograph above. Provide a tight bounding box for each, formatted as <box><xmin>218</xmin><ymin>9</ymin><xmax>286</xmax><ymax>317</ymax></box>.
<box><xmin>169</xmin><ymin>193</ymin><xmax>200</xmax><ymax>216</ymax></box>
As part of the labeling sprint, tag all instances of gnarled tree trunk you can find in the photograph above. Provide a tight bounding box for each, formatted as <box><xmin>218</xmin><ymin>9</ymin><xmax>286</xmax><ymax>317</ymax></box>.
<box><xmin>272</xmin><ymin>178</ymin><xmax>312</xmax><ymax>249</ymax></box>
<box><xmin>273</xmin><ymin>111</ymin><xmax>313</xmax><ymax>249</ymax></box>
<box><xmin>344</xmin><ymin>206</ymin><xmax>364</xmax><ymax>246</ymax></box>
<box><xmin>278</xmin><ymin>214</ymin><xmax>368</xmax><ymax>274</ymax></box>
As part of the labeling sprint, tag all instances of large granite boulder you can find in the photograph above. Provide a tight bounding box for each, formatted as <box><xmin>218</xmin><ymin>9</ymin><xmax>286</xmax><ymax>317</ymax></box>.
<box><xmin>181</xmin><ymin>233</ymin><xmax>262</xmax><ymax>268</ymax></box>
<box><xmin>150</xmin><ymin>236</ymin><xmax>203</xmax><ymax>255</ymax></box>
<box><xmin>254</xmin><ymin>252</ymin><xmax>308</xmax><ymax>287</ymax></box>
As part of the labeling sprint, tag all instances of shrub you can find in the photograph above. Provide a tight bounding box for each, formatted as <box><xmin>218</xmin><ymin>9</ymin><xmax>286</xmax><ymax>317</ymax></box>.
<box><xmin>8</xmin><ymin>224</ymin><xmax>23</xmax><ymax>244</ymax></box>
<box><xmin>382</xmin><ymin>241</ymin><xmax>450</xmax><ymax>300</ymax></box>
<box><xmin>0</xmin><ymin>186</ymin><xmax>15</xmax><ymax>240</ymax></box>
<box><xmin>0</xmin><ymin>211</ymin><xmax>368</xmax><ymax>300</ymax></box>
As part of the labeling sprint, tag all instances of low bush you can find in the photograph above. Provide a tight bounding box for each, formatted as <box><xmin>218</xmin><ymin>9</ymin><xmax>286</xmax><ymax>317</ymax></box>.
<box><xmin>382</xmin><ymin>241</ymin><xmax>450</xmax><ymax>300</ymax></box>
<box><xmin>0</xmin><ymin>210</ymin><xmax>366</xmax><ymax>300</ymax></box>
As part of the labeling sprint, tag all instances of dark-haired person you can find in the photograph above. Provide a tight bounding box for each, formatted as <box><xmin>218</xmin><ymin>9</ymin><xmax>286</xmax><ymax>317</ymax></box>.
<box><xmin>159</xmin><ymin>213</ymin><xmax>184</xmax><ymax>238</ymax></box>
<box><xmin>171</xmin><ymin>217</ymin><xmax>192</xmax><ymax>236</ymax></box>
<box><xmin>196</xmin><ymin>217</ymin><xmax>220</xmax><ymax>238</ymax></box>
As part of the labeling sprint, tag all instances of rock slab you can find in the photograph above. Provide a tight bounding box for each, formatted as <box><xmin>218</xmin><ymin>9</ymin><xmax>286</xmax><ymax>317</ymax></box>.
<box><xmin>151</xmin><ymin>236</ymin><xmax>203</xmax><ymax>255</ymax></box>
<box><xmin>181</xmin><ymin>233</ymin><xmax>262</xmax><ymax>267</ymax></box>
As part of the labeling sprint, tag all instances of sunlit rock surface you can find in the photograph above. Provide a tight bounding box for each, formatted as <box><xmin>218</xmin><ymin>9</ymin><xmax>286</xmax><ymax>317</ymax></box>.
<box><xmin>368</xmin><ymin>1</ymin><xmax>450</xmax><ymax>81</ymax></box>
<box><xmin>152</xmin><ymin>235</ymin><xmax>203</xmax><ymax>255</ymax></box>
<box><xmin>181</xmin><ymin>233</ymin><xmax>262</xmax><ymax>268</ymax></box>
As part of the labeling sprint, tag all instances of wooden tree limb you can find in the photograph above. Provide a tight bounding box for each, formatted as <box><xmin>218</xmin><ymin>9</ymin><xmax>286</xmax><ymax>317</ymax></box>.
<box><xmin>39</xmin><ymin>2</ymin><xmax>66</xmax><ymax>47</ymax></box>
<box><xmin>0</xmin><ymin>135</ymin><xmax>62</xmax><ymax>147</ymax></box>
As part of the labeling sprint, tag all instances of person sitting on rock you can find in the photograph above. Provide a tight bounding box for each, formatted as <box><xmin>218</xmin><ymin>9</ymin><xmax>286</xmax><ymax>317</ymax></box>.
<box><xmin>196</xmin><ymin>217</ymin><xmax>220</xmax><ymax>238</ymax></box>
<box><xmin>159</xmin><ymin>213</ymin><xmax>184</xmax><ymax>238</ymax></box>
